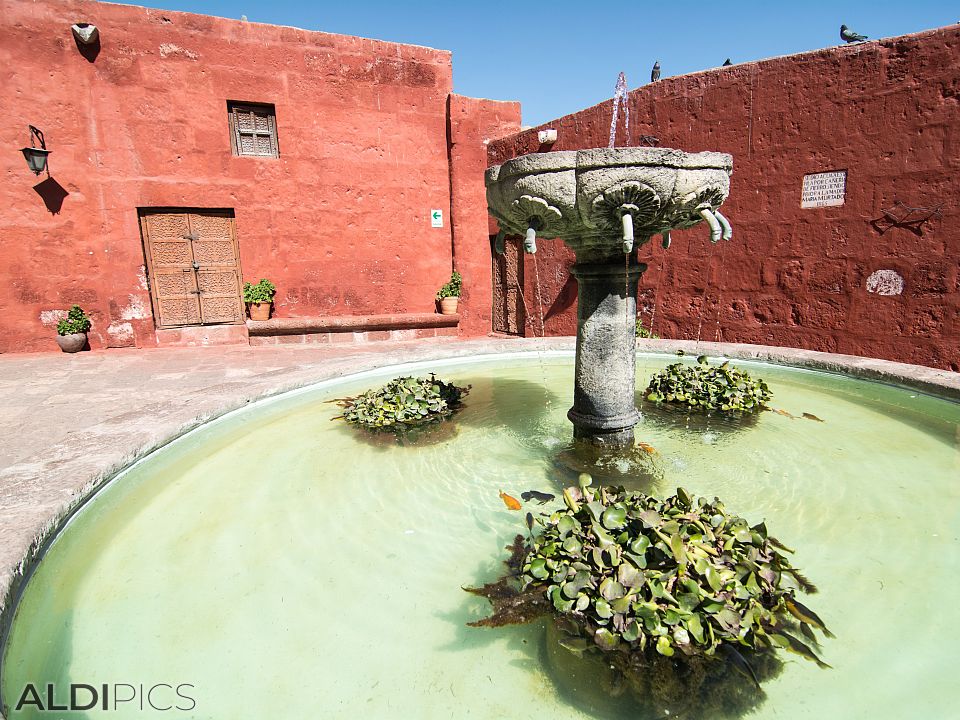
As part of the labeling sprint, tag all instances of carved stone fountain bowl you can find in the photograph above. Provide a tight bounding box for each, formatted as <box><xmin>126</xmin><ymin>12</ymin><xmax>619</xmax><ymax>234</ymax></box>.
<box><xmin>486</xmin><ymin>147</ymin><xmax>733</xmax><ymax>250</ymax></box>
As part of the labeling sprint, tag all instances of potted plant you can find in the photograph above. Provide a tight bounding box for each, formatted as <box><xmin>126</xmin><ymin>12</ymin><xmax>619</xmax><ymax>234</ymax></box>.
<box><xmin>436</xmin><ymin>271</ymin><xmax>462</xmax><ymax>315</ymax></box>
<box><xmin>55</xmin><ymin>304</ymin><xmax>91</xmax><ymax>353</ymax></box>
<box><xmin>243</xmin><ymin>278</ymin><xmax>276</xmax><ymax>321</ymax></box>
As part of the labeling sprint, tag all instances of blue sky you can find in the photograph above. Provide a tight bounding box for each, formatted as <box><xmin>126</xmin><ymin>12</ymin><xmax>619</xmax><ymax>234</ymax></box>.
<box><xmin>115</xmin><ymin>0</ymin><xmax>958</xmax><ymax>126</ymax></box>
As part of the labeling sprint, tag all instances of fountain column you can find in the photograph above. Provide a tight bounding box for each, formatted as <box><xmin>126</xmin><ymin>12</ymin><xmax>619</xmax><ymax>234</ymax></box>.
<box><xmin>486</xmin><ymin>147</ymin><xmax>733</xmax><ymax>451</ymax></box>
<box><xmin>567</xmin><ymin>254</ymin><xmax>646</xmax><ymax>449</ymax></box>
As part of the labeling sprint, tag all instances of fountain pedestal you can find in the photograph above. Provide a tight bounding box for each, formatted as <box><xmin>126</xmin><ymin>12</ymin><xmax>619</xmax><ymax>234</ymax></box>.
<box><xmin>567</xmin><ymin>258</ymin><xmax>646</xmax><ymax>448</ymax></box>
<box><xmin>486</xmin><ymin>148</ymin><xmax>733</xmax><ymax>449</ymax></box>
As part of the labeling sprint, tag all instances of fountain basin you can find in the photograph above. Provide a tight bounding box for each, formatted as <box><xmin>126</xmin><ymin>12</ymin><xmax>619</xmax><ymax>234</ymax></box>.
<box><xmin>1</xmin><ymin>349</ymin><xmax>959</xmax><ymax>720</ymax></box>
<box><xmin>485</xmin><ymin>147</ymin><xmax>733</xmax><ymax>255</ymax></box>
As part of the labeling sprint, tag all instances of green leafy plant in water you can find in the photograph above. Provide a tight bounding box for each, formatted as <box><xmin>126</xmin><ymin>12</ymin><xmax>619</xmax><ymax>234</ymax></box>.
<box><xmin>56</xmin><ymin>305</ymin><xmax>91</xmax><ymax>336</ymax></box>
<box><xmin>519</xmin><ymin>479</ymin><xmax>829</xmax><ymax>663</ymax></box>
<box><xmin>635</xmin><ymin>317</ymin><xmax>660</xmax><ymax>339</ymax></box>
<box><xmin>466</xmin><ymin>477</ymin><xmax>831</xmax><ymax>717</ymax></box>
<box><xmin>242</xmin><ymin>278</ymin><xmax>276</xmax><ymax>304</ymax></box>
<box><xmin>335</xmin><ymin>374</ymin><xmax>469</xmax><ymax>431</ymax></box>
<box><xmin>436</xmin><ymin>271</ymin><xmax>462</xmax><ymax>300</ymax></box>
<box><xmin>646</xmin><ymin>356</ymin><xmax>771</xmax><ymax>414</ymax></box>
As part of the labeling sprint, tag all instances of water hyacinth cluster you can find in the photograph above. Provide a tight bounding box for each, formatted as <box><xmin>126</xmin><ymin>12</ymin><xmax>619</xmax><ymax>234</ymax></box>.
<box><xmin>335</xmin><ymin>374</ymin><xmax>469</xmax><ymax>430</ymax></box>
<box><xmin>646</xmin><ymin>356</ymin><xmax>772</xmax><ymax>414</ymax></box>
<box><xmin>518</xmin><ymin>479</ymin><xmax>830</xmax><ymax>666</ymax></box>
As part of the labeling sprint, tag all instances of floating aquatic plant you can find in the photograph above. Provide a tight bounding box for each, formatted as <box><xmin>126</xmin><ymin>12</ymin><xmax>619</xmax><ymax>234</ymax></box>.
<box><xmin>334</xmin><ymin>374</ymin><xmax>469</xmax><ymax>431</ymax></box>
<box><xmin>466</xmin><ymin>477</ymin><xmax>830</xmax><ymax>716</ymax></box>
<box><xmin>646</xmin><ymin>356</ymin><xmax>771</xmax><ymax>414</ymax></box>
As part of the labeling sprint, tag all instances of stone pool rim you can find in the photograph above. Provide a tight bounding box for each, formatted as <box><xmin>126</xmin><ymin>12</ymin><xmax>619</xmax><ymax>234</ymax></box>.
<box><xmin>0</xmin><ymin>337</ymin><xmax>957</xmax><ymax>717</ymax></box>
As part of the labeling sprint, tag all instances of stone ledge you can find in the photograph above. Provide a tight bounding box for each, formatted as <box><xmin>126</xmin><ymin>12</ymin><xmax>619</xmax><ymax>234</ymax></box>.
<box><xmin>246</xmin><ymin>313</ymin><xmax>459</xmax><ymax>337</ymax></box>
<box><xmin>155</xmin><ymin>324</ymin><xmax>249</xmax><ymax>347</ymax></box>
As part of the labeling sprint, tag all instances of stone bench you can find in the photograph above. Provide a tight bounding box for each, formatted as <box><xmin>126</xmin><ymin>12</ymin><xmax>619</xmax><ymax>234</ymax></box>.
<box><xmin>246</xmin><ymin>313</ymin><xmax>459</xmax><ymax>346</ymax></box>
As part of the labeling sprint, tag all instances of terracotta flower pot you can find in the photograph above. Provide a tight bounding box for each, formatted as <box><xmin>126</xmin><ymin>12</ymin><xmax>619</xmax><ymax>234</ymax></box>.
<box><xmin>248</xmin><ymin>302</ymin><xmax>272</xmax><ymax>321</ymax></box>
<box><xmin>56</xmin><ymin>332</ymin><xmax>87</xmax><ymax>353</ymax></box>
<box><xmin>439</xmin><ymin>297</ymin><xmax>459</xmax><ymax>315</ymax></box>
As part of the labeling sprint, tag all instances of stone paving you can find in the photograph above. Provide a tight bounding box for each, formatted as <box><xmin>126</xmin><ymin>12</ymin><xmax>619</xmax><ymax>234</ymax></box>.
<box><xmin>1</xmin><ymin>337</ymin><xmax>957</xmax><ymax>635</ymax></box>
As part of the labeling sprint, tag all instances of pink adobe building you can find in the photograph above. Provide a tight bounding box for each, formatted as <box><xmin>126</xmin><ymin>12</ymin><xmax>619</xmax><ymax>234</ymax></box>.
<box><xmin>1</xmin><ymin>0</ymin><xmax>520</xmax><ymax>351</ymax></box>
<box><xmin>1</xmin><ymin>0</ymin><xmax>958</xmax><ymax>370</ymax></box>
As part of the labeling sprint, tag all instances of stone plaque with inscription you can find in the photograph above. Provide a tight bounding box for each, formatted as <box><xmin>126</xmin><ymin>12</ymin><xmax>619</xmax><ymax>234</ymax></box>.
<box><xmin>801</xmin><ymin>170</ymin><xmax>846</xmax><ymax>208</ymax></box>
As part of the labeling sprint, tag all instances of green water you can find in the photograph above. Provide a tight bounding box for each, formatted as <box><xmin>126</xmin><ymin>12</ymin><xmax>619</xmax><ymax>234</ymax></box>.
<box><xmin>2</xmin><ymin>354</ymin><xmax>959</xmax><ymax>720</ymax></box>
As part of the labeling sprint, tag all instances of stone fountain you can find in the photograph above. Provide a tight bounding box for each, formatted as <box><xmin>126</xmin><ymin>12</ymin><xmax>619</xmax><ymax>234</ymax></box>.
<box><xmin>486</xmin><ymin>147</ymin><xmax>734</xmax><ymax>449</ymax></box>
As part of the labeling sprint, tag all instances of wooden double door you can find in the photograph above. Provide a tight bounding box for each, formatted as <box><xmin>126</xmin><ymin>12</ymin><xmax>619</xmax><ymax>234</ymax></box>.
<box><xmin>139</xmin><ymin>209</ymin><xmax>245</xmax><ymax>328</ymax></box>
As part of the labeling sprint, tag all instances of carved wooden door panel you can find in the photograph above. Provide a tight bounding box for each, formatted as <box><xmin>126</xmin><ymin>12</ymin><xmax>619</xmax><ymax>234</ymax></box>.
<box><xmin>187</xmin><ymin>212</ymin><xmax>244</xmax><ymax>324</ymax></box>
<box><xmin>140</xmin><ymin>210</ymin><xmax>244</xmax><ymax>328</ymax></box>
<box><xmin>492</xmin><ymin>237</ymin><xmax>525</xmax><ymax>336</ymax></box>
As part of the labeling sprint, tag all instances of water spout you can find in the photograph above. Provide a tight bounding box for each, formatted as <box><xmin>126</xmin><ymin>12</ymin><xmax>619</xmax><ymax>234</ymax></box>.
<box><xmin>699</xmin><ymin>208</ymin><xmax>722</xmax><ymax>243</ymax></box>
<box><xmin>715</xmin><ymin>210</ymin><xmax>733</xmax><ymax>240</ymax></box>
<box><xmin>524</xmin><ymin>226</ymin><xmax>538</xmax><ymax>254</ymax></box>
<box><xmin>621</xmin><ymin>212</ymin><xmax>634</xmax><ymax>254</ymax></box>
<box><xmin>495</xmin><ymin>229</ymin><xmax>506</xmax><ymax>255</ymax></box>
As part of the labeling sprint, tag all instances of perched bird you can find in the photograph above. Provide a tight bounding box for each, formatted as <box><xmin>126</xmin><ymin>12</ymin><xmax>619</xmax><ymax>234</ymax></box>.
<box><xmin>722</xmin><ymin>58</ymin><xmax>733</xmax><ymax>66</ymax></box>
<box><xmin>840</xmin><ymin>24</ymin><xmax>868</xmax><ymax>43</ymax></box>
<box><xmin>651</xmin><ymin>60</ymin><xmax>661</xmax><ymax>82</ymax></box>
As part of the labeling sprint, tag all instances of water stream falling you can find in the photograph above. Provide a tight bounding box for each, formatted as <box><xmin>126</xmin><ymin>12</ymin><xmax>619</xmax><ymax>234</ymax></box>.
<box><xmin>531</xmin><ymin>253</ymin><xmax>553</xmax><ymax>409</ymax></box>
<box><xmin>608</xmin><ymin>72</ymin><xmax>629</xmax><ymax>148</ymax></box>
<box><xmin>712</xmin><ymin>237</ymin><xmax>733</xmax><ymax>343</ymax></box>
<box><xmin>514</xmin><ymin>250</ymin><xmax>552</xmax><ymax>410</ymax></box>
<box><xmin>694</xmin><ymin>238</ymin><xmax>721</xmax><ymax>347</ymax></box>
<box><xmin>625</xmin><ymin>252</ymin><xmax>630</xmax><ymax>331</ymax></box>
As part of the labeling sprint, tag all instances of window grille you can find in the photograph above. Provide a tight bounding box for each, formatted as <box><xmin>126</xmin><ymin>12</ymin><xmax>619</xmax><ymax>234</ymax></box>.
<box><xmin>227</xmin><ymin>102</ymin><xmax>279</xmax><ymax>158</ymax></box>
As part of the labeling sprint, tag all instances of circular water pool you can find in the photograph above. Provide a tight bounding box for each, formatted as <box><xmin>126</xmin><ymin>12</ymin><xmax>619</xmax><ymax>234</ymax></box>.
<box><xmin>2</xmin><ymin>353</ymin><xmax>959</xmax><ymax>719</ymax></box>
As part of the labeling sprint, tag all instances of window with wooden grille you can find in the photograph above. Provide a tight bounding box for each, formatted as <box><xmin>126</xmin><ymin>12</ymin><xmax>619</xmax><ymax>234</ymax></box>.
<box><xmin>227</xmin><ymin>102</ymin><xmax>279</xmax><ymax>158</ymax></box>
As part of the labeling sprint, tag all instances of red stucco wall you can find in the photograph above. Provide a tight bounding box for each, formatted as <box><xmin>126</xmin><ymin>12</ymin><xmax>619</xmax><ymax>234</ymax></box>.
<box><xmin>488</xmin><ymin>27</ymin><xmax>960</xmax><ymax>370</ymax></box>
<box><xmin>448</xmin><ymin>94</ymin><xmax>522</xmax><ymax>337</ymax></box>
<box><xmin>1</xmin><ymin>0</ymin><xmax>456</xmax><ymax>352</ymax></box>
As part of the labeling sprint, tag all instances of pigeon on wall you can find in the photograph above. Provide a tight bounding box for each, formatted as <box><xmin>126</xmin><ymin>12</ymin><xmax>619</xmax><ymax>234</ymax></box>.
<box><xmin>651</xmin><ymin>61</ymin><xmax>661</xmax><ymax>82</ymax></box>
<box><xmin>840</xmin><ymin>25</ymin><xmax>868</xmax><ymax>43</ymax></box>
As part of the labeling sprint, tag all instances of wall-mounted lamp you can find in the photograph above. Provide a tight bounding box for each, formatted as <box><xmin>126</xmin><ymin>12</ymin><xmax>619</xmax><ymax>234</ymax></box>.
<box><xmin>21</xmin><ymin>126</ymin><xmax>51</xmax><ymax>176</ymax></box>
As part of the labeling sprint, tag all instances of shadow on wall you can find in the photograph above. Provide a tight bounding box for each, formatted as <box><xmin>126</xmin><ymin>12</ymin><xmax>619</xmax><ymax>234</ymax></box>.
<box><xmin>544</xmin><ymin>274</ymin><xmax>577</xmax><ymax>323</ymax></box>
<box><xmin>33</xmin><ymin>177</ymin><xmax>69</xmax><ymax>214</ymax></box>
<box><xmin>75</xmin><ymin>35</ymin><xmax>101</xmax><ymax>62</ymax></box>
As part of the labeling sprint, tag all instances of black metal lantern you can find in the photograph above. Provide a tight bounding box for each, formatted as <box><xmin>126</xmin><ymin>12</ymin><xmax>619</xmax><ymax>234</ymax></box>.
<box><xmin>21</xmin><ymin>126</ymin><xmax>51</xmax><ymax>176</ymax></box>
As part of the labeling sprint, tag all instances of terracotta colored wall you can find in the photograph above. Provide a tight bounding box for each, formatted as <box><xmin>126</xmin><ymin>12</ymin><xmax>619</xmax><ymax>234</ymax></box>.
<box><xmin>488</xmin><ymin>27</ymin><xmax>960</xmax><ymax>370</ymax></box>
<box><xmin>0</xmin><ymin>0</ymin><xmax>455</xmax><ymax>352</ymax></box>
<box><xmin>448</xmin><ymin>94</ymin><xmax>522</xmax><ymax>336</ymax></box>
